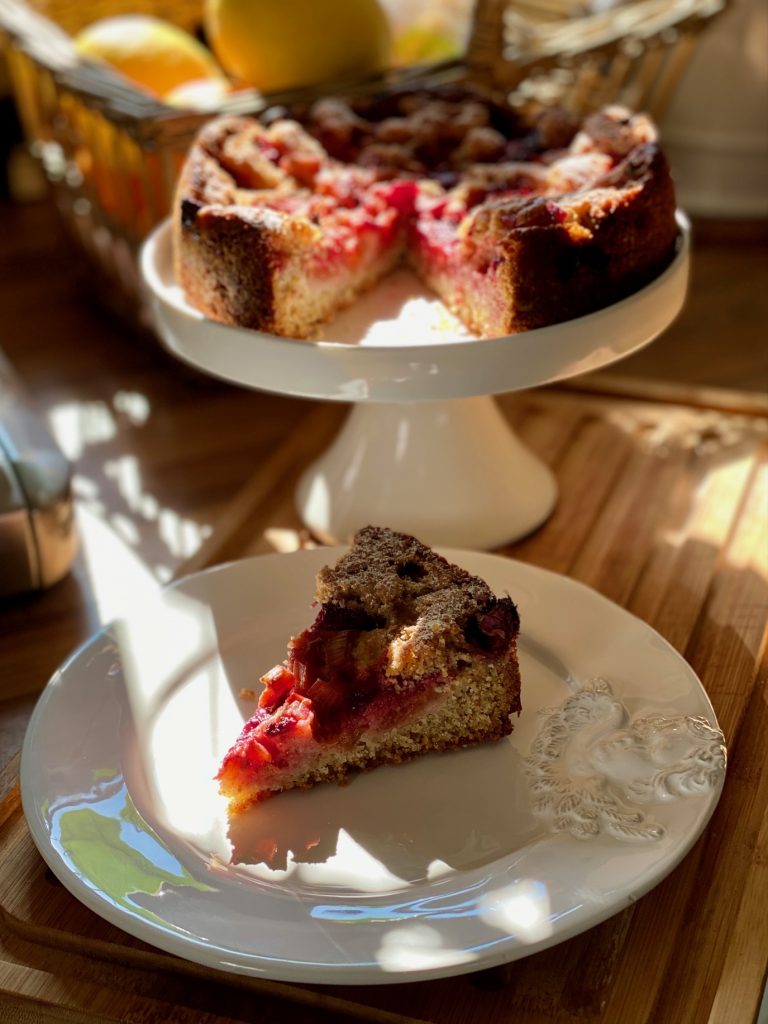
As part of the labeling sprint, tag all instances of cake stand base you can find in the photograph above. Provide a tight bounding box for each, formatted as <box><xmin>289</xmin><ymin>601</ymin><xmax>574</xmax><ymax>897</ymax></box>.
<box><xmin>295</xmin><ymin>396</ymin><xmax>557</xmax><ymax>549</ymax></box>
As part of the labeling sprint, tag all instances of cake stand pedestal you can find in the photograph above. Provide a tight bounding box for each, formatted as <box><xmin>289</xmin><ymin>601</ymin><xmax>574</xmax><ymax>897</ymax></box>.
<box><xmin>294</xmin><ymin>397</ymin><xmax>556</xmax><ymax>548</ymax></box>
<box><xmin>142</xmin><ymin>216</ymin><xmax>689</xmax><ymax>549</ymax></box>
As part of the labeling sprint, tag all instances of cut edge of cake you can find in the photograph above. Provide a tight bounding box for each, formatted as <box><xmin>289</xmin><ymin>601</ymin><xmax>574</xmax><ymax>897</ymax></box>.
<box><xmin>218</xmin><ymin>654</ymin><xmax>520</xmax><ymax>814</ymax></box>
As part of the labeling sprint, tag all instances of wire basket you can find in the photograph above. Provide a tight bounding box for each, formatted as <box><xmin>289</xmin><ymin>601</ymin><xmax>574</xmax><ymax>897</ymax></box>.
<box><xmin>468</xmin><ymin>0</ymin><xmax>726</xmax><ymax>114</ymax></box>
<box><xmin>0</xmin><ymin>0</ymin><xmax>725</xmax><ymax>323</ymax></box>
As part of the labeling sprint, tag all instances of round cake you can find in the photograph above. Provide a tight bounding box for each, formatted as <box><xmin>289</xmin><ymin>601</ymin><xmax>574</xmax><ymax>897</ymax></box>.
<box><xmin>174</xmin><ymin>89</ymin><xmax>678</xmax><ymax>339</ymax></box>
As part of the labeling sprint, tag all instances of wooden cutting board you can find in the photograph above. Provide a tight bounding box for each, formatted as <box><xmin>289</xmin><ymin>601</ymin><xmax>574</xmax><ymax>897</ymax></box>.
<box><xmin>1</xmin><ymin>382</ymin><xmax>766</xmax><ymax>1024</ymax></box>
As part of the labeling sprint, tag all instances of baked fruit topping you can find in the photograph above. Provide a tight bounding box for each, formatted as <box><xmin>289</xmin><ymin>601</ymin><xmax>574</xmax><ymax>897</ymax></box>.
<box><xmin>217</xmin><ymin>526</ymin><xmax>522</xmax><ymax>813</ymax></box>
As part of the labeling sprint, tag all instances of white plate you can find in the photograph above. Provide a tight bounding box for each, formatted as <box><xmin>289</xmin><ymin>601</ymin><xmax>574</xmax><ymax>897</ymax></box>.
<box><xmin>21</xmin><ymin>550</ymin><xmax>726</xmax><ymax>985</ymax></box>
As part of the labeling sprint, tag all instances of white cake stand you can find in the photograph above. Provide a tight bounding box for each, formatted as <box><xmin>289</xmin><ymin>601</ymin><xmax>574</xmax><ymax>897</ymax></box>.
<box><xmin>141</xmin><ymin>215</ymin><xmax>689</xmax><ymax>549</ymax></box>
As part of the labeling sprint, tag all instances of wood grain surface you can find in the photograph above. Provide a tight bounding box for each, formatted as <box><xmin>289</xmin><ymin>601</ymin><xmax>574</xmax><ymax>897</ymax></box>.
<box><xmin>0</xmin><ymin>199</ymin><xmax>766</xmax><ymax>1022</ymax></box>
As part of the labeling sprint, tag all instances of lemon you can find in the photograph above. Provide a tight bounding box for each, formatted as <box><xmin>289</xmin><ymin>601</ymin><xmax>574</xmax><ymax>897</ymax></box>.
<box><xmin>204</xmin><ymin>0</ymin><xmax>391</xmax><ymax>92</ymax></box>
<box><xmin>75</xmin><ymin>16</ymin><xmax>225</xmax><ymax>97</ymax></box>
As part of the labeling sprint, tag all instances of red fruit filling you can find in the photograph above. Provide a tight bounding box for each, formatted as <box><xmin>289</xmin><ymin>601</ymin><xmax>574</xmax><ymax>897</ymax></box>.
<box><xmin>220</xmin><ymin>597</ymin><xmax>519</xmax><ymax>781</ymax></box>
<box><xmin>214</xmin><ymin>120</ymin><xmax>606</xmax><ymax>307</ymax></box>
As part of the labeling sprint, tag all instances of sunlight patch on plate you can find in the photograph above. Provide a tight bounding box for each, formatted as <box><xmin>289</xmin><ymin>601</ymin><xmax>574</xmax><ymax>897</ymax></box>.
<box><xmin>238</xmin><ymin>828</ymin><xmax>413</xmax><ymax>892</ymax></box>
<box><xmin>376</xmin><ymin>924</ymin><xmax>478</xmax><ymax>972</ymax></box>
<box><xmin>317</xmin><ymin>269</ymin><xmax>475</xmax><ymax>346</ymax></box>
<box><xmin>478</xmin><ymin>878</ymin><xmax>554</xmax><ymax>945</ymax></box>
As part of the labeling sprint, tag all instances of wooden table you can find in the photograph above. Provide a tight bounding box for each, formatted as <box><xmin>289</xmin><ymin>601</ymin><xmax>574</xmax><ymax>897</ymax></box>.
<box><xmin>0</xmin><ymin>200</ymin><xmax>766</xmax><ymax>1023</ymax></box>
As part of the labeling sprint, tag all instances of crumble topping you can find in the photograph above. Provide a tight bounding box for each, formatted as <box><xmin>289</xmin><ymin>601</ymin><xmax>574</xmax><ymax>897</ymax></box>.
<box><xmin>315</xmin><ymin>525</ymin><xmax>518</xmax><ymax>677</ymax></box>
<box><xmin>184</xmin><ymin>103</ymin><xmax>660</xmax><ymax>254</ymax></box>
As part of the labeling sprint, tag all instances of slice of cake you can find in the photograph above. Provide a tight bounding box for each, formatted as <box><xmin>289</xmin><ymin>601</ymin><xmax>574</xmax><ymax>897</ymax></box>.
<box><xmin>217</xmin><ymin>527</ymin><xmax>522</xmax><ymax>813</ymax></box>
